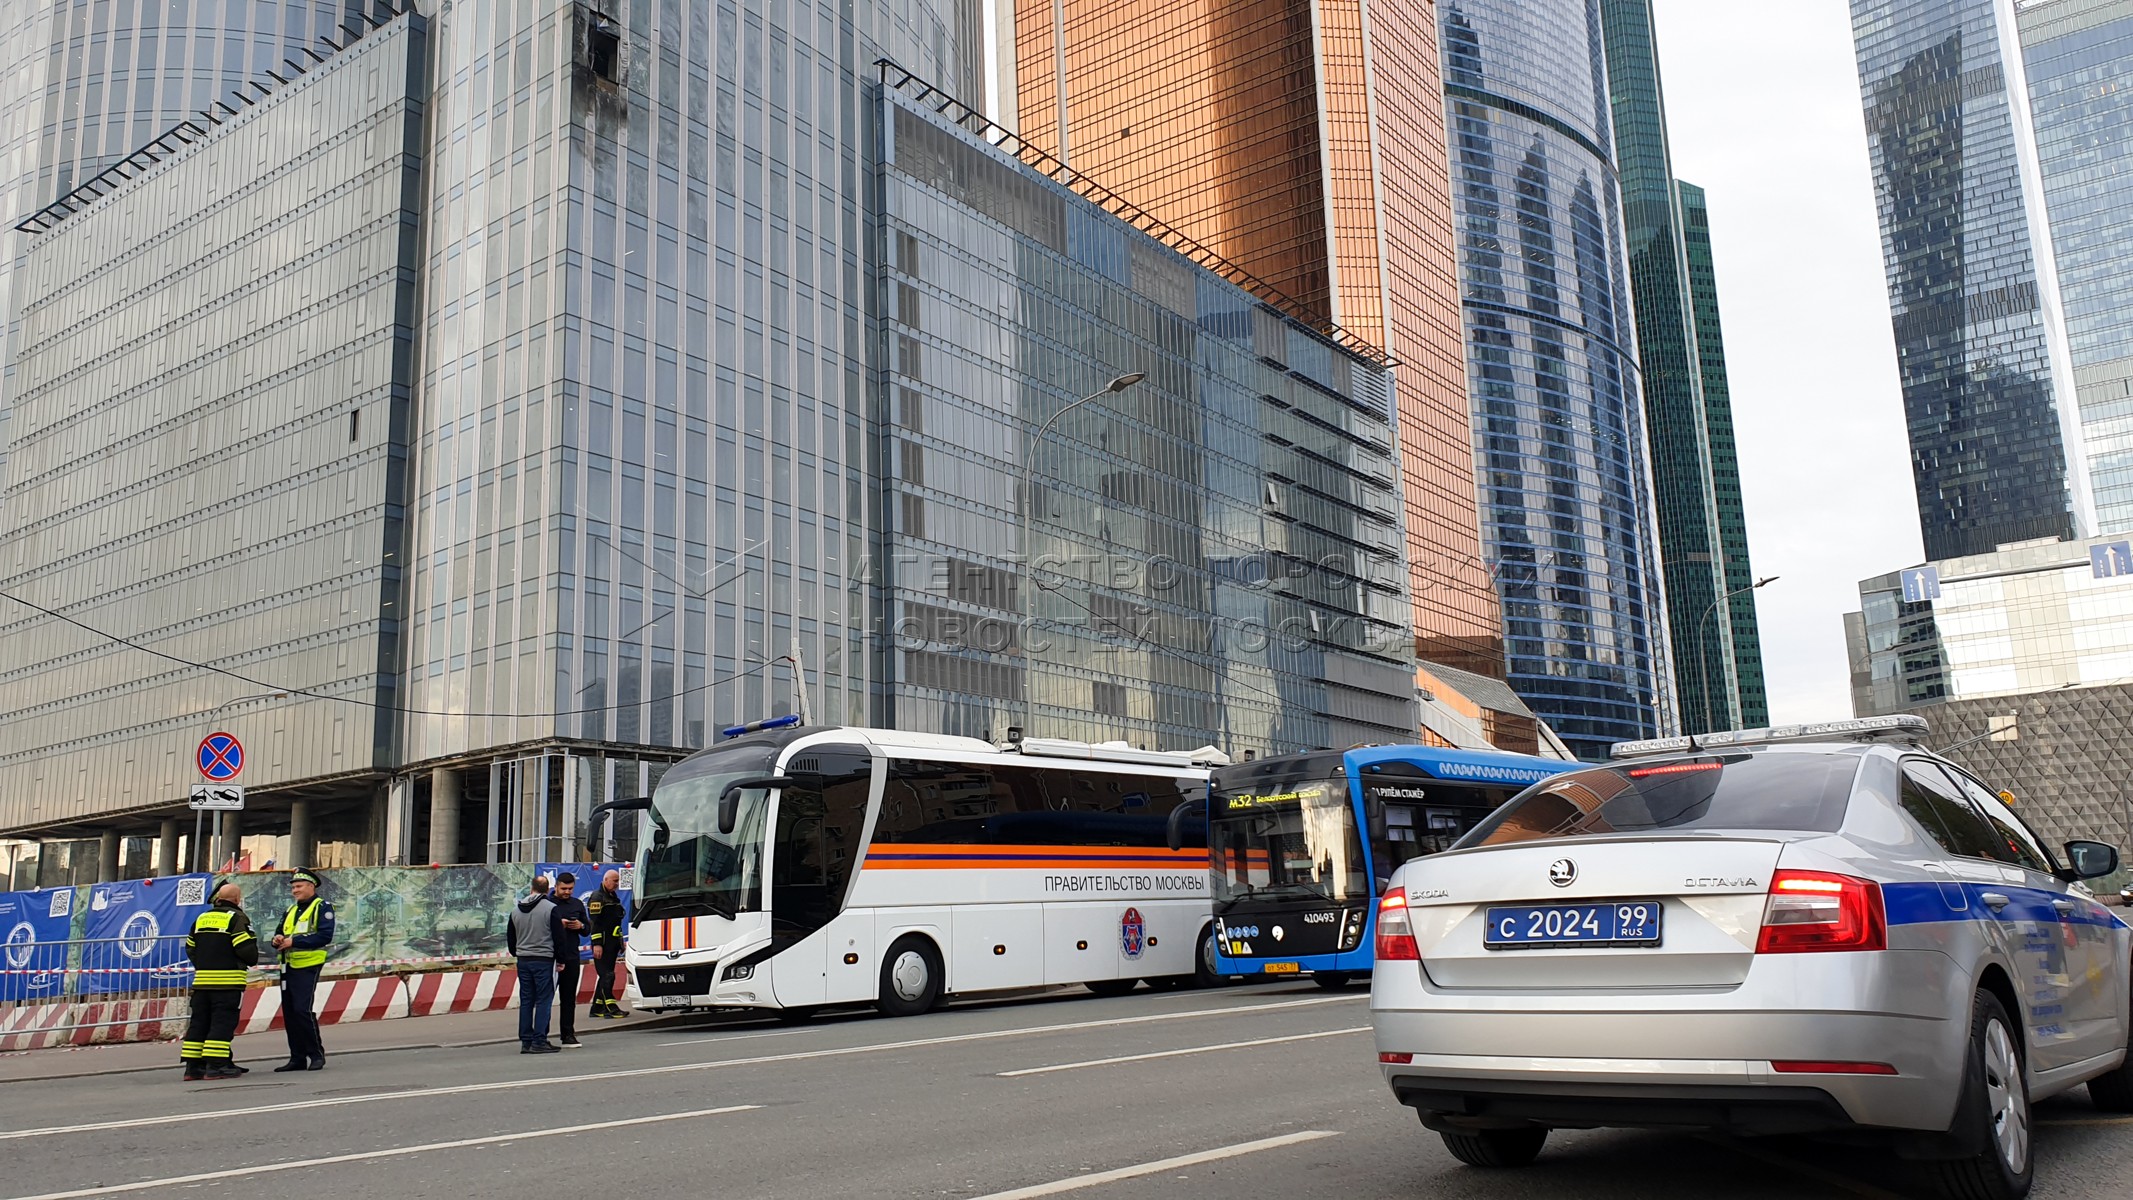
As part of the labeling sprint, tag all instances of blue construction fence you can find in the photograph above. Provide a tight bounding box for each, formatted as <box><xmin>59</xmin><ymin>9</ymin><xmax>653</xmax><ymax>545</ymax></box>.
<box><xmin>0</xmin><ymin>862</ymin><xmax>632</xmax><ymax>1003</ymax></box>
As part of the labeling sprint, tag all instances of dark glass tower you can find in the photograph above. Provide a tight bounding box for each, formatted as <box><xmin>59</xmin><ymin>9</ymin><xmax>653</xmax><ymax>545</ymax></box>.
<box><xmin>1851</xmin><ymin>0</ymin><xmax>2080</xmax><ymax>560</ymax></box>
<box><xmin>1599</xmin><ymin>0</ymin><xmax>1765</xmax><ymax>733</ymax></box>
<box><xmin>1679</xmin><ymin>180</ymin><xmax>1768</xmax><ymax>728</ymax></box>
<box><xmin>1440</xmin><ymin>0</ymin><xmax>1670</xmax><ymax>757</ymax></box>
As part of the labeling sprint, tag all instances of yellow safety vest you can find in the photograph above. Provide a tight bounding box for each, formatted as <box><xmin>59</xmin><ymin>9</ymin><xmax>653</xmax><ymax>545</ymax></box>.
<box><xmin>280</xmin><ymin>898</ymin><xmax>328</xmax><ymax>969</ymax></box>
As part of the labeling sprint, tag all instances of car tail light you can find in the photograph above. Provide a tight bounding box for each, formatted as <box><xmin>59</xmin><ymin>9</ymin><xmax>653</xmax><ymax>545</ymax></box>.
<box><xmin>1379</xmin><ymin>1052</ymin><xmax>1413</xmax><ymax>1064</ymax></box>
<box><xmin>1755</xmin><ymin>870</ymin><xmax>1885</xmax><ymax>954</ymax></box>
<box><xmin>1376</xmin><ymin>887</ymin><xmax>1420</xmax><ymax>961</ymax></box>
<box><xmin>1770</xmin><ymin>1060</ymin><xmax>1897</xmax><ymax>1075</ymax></box>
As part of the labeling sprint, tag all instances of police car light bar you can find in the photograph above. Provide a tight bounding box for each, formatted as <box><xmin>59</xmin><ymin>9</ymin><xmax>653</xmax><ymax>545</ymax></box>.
<box><xmin>1608</xmin><ymin>714</ymin><xmax>1931</xmax><ymax>760</ymax></box>
<box><xmin>721</xmin><ymin>713</ymin><xmax>803</xmax><ymax>739</ymax></box>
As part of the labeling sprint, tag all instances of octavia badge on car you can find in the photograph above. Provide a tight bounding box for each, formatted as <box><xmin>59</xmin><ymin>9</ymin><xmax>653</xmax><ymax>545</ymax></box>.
<box><xmin>1548</xmin><ymin>859</ymin><xmax>1577</xmax><ymax>887</ymax></box>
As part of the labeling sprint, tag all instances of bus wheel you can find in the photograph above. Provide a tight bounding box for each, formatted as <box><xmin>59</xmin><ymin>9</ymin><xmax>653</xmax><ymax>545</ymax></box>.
<box><xmin>1313</xmin><ymin>971</ymin><xmax>1353</xmax><ymax>990</ymax></box>
<box><xmin>878</xmin><ymin>937</ymin><xmax>943</xmax><ymax>1017</ymax></box>
<box><xmin>1193</xmin><ymin>925</ymin><xmax>1225</xmax><ymax>988</ymax></box>
<box><xmin>1085</xmin><ymin>979</ymin><xmax>1138</xmax><ymax>997</ymax></box>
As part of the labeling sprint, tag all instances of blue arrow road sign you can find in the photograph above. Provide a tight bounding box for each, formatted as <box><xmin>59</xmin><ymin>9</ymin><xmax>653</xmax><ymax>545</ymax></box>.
<box><xmin>196</xmin><ymin>732</ymin><xmax>245</xmax><ymax>781</ymax></box>
<box><xmin>2091</xmin><ymin>542</ymin><xmax>2133</xmax><ymax>579</ymax></box>
<box><xmin>1900</xmin><ymin>566</ymin><xmax>1941</xmax><ymax>603</ymax></box>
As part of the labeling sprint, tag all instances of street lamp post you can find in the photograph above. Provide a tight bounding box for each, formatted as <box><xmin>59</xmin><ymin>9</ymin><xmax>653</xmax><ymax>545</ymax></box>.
<box><xmin>1019</xmin><ymin>371</ymin><xmax>1146</xmax><ymax>737</ymax></box>
<box><xmin>1695</xmin><ymin>575</ymin><xmax>1778</xmax><ymax>736</ymax></box>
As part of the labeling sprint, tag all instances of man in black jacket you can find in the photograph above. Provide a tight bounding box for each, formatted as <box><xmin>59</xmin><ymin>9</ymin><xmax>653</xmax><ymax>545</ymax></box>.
<box><xmin>183</xmin><ymin>882</ymin><xmax>259</xmax><ymax>1081</ymax></box>
<box><xmin>588</xmin><ymin>869</ymin><xmax>627</xmax><ymax>1018</ymax></box>
<box><xmin>548</xmin><ymin>872</ymin><xmax>589</xmax><ymax>1048</ymax></box>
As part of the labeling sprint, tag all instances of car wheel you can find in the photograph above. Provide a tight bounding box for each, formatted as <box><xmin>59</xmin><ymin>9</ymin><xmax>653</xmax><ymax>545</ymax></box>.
<box><xmin>1193</xmin><ymin>924</ymin><xmax>1225</xmax><ymax>988</ymax></box>
<box><xmin>876</xmin><ymin>937</ymin><xmax>943</xmax><ymax>1017</ymax></box>
<box><xmin>1084</xmin><ymin>978</ymin><xmax>1137</xmax><ymax>997</ymax></box>
<box><xmin>1439</xmin><ymin>1126</ymin><xmax>1547</xmax><ymax>1168</ymax></box>
<box><xmin>1930</xmin><ymin>989</ymin><xmax>2032</xmax><ymax>1200</ymax></box>
<box><xmin>1313</xmin><ymin>971</ymin><xmax>1353</xmax><ymax>990</ymax></box>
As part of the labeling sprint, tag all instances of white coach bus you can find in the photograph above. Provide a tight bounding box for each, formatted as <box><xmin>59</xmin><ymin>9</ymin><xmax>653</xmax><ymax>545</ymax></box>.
<box><xmin>608</xmin><ymin>720</ymin><xmax>1227</xmax><ymax>1019</ymax></box>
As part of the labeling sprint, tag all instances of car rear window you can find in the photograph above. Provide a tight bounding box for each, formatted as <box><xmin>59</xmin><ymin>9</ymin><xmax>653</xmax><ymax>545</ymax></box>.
<box><xmin>1458</xmin><ymin>751</ymin><xmax>1862</xmax><ymax>847</ymax></box>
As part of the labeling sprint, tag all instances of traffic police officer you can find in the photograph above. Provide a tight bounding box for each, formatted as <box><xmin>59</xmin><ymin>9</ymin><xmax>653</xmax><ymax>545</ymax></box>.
<box><xmin>589</xmin><ymin>868</ymin><xmax>628</xmax><ymax>1018</ymax></box>
<box><xmin>270</xmin><ymin>868</ymin><xmax>336</xmax><ymax>1071</ymax></box>
<box><xmin>182</xmin><ymin>882</ymin><xmax>258</xmax><ymax>1081</ymax></box>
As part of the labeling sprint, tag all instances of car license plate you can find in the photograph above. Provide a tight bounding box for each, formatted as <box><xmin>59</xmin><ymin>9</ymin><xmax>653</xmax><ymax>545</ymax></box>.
<box><xmin>1262</xmin><ymin>961</ymin><xmax>1301</xmax><ymax>974</ymax></box>
<box><xmin>1483</xmin><ymin>901</ymin><xmax>1663</xmax><ymax>949</ymax></box>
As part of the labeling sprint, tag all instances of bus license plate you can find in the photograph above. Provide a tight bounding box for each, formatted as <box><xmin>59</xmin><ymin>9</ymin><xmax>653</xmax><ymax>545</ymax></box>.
<box><xmin>1262</xmin><ymin>962</ymin><xmax>1301</xmax><ymax>974</ymax></box>
<box><xmin>1483</xmin><ymin>901</ymin><xmax>1662</xmax><ymax>949</ymax></box>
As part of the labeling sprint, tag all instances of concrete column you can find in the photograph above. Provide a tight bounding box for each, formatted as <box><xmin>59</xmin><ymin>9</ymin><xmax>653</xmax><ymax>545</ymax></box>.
<box><xmin>288</xmin><ymin>799</ymin><xmax>314</xmax><ymax>870</ymax></box>
<box><xmin>98</xmin><ymin>830</ymin><xmax>122</xmax><ymax>883</ymax></box>
<box><xmin>157</xmin><ymin>818</ymin><xmax>181</xmax><ymax>877</ymax></box>
<box><xmin>218</xmin><ymin>811</ymin><xmax>243</xmax><ymax>867</ymax></box>
<box><xmin>429</xmin><ymin>767</ymin><xmax>463</xmax><ymax>865</ymax></box>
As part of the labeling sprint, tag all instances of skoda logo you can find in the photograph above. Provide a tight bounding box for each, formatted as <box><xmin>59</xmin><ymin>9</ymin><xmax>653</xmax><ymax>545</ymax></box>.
<box><xmin>1548</xmin><ymin>859</ymin><xmax>1578</xmax><ymax>888</ymax></box>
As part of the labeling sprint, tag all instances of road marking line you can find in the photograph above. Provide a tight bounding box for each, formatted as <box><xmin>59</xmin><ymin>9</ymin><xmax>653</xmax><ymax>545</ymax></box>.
<box><xmin>0</xmin><ymin>1105</ymin><xmax>760</xmax><ymax>1200</ymax></box>
<box><xmin>1695</xmin><ymin>1135</ymin><xmax>1907</xmax><ymax>1200</ymax></box>
<box><xmin>0</xmin><ymin>994</ymin><xmax>1360</xmax><ymax>1141</ymax></box>
<box><xmin>656</xmin><ymin>1025</ymin><xmax>824</xmax><ymax>1048</ymax></box>
<box><xmin>968</xmin><ymin>1131</ymin><xmax>1340</xmax><ymax>1200</ymax></box>
<box><xmin>999</xmin><ymin>1027</ymin><xmax>1370</xmax><ymax>1077</ymax></box>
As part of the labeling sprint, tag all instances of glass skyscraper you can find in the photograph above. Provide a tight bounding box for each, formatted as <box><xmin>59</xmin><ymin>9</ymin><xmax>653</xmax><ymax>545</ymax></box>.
<box><xmin>1851</xmin><ymin>0</ymin><xmax>2133</xmax><ymax>560</ymax></box>
<box><xmin>1007</xmin><ymin>0</ymin><xmax>1509</xmax><ymax>684</ymax></box>
<box><xmin>1679</xmin><ymin>180</ymin><xmax>1768</xmax><ymax>728</ymax></box>
<box><xmin>0</xmin><ymin>0</ymin><xmax>1415</xmax><ymax>873</ymax></box>
<box><xmin>1440</xmin><ymin>0</ymin><xmax>1670</xmax><ymax>757</ymax></box>
<box><xmin>1599</xmin><ymin>0</ymin><xmax>1766</xmax><ymax>735</ymax></box>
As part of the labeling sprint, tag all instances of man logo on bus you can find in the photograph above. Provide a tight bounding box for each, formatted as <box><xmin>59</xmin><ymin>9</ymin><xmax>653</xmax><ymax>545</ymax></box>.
<box><xmin>1120</xmin><ymin>907</ymin><xmax>1146</xmax><ymax>960</ymax></box>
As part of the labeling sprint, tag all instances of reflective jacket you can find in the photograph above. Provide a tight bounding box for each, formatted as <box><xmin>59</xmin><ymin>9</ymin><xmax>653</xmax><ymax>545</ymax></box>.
<box><xmin>186</xmin><ymin>902</ymin><xmax>259</xmax><ymax>989</ymax></box>
<box><xmin>279</xmin><ymin>897</ymin><xmax>335</xmax><ymax>969</ymax></box>
<box><xmin>588</xmin><ymin>887</ymin><xmax>626</xmax><ymax>952</ymax></box>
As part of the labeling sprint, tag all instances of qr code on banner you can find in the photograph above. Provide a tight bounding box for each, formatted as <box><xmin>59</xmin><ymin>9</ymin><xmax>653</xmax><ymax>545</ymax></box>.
<box><xmin>619</xmin><ymin>867</ymin><xmax>636</xmax><ymax>892</ymax></box>
<box><xmin>176</xmin><ymin>878</ymin><xmax>208</xmax><ymax>907</ymax></box>
<box><xmin>49</xmin><ymin>890</ymin><xmax>71</xmax><ymax>919</ymax></box>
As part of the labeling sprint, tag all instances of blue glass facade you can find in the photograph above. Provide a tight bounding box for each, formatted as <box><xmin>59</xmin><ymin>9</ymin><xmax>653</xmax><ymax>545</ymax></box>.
<box><xmin>1851</xmin><ymin>0</ymin><xmax>2082</xmax><ymax>560</ymax></box>
<box><xmin>1440</xmin><ymin>0</ymin><xmax>1669</xmax><ymax>758</ymax></box>
<box><xmin>2019</xmin><ymin>0</ymin><xmax>2133</xmax><ymax>532</ymax></box>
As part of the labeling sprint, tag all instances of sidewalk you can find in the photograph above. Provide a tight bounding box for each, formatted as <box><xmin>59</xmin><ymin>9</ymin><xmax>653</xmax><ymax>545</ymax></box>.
<box><xmin>0</xmin><ymin>1002</ymin><xmax>697</xmax><ymax>1085</ymax></box>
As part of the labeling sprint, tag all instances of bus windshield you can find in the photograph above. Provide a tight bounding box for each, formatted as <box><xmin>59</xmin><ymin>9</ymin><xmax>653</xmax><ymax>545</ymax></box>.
<box><xmin>1208</xmin><ymin>775</ymin><xmax>1367</xmax><ymax>910</ymax></box>
<box><xmin>637</xmin><ymin>746</ymin><xmax>778</xmax><ymax>923</ymax></box>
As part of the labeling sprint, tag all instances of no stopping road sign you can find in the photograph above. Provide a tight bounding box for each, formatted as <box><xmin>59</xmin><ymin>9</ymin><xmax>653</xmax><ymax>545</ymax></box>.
<box><xmin>196</xmin><ymin>732</ymin><xmax>245</xmax><ymax>781</ymax></box>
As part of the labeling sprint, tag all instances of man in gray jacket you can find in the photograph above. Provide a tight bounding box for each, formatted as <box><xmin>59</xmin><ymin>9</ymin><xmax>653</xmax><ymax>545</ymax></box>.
<box><xmin>506</xmin><ymin>875</ymin><xmax>559</xmax><ymax>1054</ymax></box>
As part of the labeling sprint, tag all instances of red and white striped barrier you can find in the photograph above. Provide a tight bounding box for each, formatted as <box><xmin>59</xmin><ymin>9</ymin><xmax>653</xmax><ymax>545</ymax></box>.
<box><xmin>2</xmin><ymin>963</ymin><xmax>604</xmax><ymax>1052</ymax></box>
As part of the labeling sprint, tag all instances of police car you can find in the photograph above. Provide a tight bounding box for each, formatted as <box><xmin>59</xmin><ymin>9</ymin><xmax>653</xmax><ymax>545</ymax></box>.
<box><xmin>1370</xmin><ymin>716</ymin><xmax>2132</xmax><ymax>1200</ymax></box>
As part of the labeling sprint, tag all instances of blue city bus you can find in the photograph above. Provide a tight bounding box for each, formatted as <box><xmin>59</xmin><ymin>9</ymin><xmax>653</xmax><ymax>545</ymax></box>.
<box><xmin>1205</xmin><ymin>745</ymin><xmax>1578</xmax><ymax>986</ymax></box>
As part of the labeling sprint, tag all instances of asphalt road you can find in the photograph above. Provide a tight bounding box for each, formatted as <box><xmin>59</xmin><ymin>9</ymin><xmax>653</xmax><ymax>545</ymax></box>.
<box><xmin>3</xmin><ymin>981</ymin><xmax>2129</xmax><ymax>1200</ymax></box>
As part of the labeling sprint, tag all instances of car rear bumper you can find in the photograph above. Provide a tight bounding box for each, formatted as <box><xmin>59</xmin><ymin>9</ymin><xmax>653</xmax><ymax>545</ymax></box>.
<box><xmin>1384</xmin><ymin>1065</ymin><xmax>1853</xmax><ymax>1135</ymax></box>
<box><xmin>1372</xmin><ymin>949</ymin><xmax>1970</xmax><ymax>1133</ymax></box>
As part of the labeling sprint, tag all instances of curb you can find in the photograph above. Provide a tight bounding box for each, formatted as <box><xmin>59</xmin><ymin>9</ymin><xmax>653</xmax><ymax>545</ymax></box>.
<box><xmin>3</xmin><ymin>1010</ymin><xmax>703</xmax><ymax>1084</ymax></box>
<box><xmin>0</xmin><ymin>963</ymin><xmax>604</xmax><ymax>1054</ymax></box>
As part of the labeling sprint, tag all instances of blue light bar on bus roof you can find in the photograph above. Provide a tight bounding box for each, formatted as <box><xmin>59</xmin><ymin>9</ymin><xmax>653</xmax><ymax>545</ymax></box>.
<box><xmin>721</xmin><ymin>713</ymin><xmax>803</xmax><ymax>739</ymax></box>
<box><xmin>1608</xmin><ymin>715</ymin><xmax>1930</xmax><ymax>760</ymax></box>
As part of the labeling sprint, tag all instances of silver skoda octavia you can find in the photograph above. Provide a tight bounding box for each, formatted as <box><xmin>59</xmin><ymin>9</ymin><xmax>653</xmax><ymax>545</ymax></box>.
<box><xmin>1371</xmin><ymin>716</ymin><xmax>2131</xmax><ymax>1200</ymax></box>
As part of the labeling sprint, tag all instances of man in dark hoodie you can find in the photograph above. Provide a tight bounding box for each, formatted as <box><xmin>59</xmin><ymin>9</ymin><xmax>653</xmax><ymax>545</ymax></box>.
<box><xmin>506</xmin><ymin>875</ymin><xmax>559</xmax><ymax>1054</ymax></box>
<box><xmin>548</xmin><ymin>871</ymin><xmax>589</xmax><ymax>1048</ymax></box>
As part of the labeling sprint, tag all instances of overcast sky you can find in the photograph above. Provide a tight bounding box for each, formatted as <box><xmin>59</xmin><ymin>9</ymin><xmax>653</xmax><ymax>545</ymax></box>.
<box><xmin>1648</xmin><ymin>0</ymin><xmax>1922</xmax><ymax>723</ymax></box>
